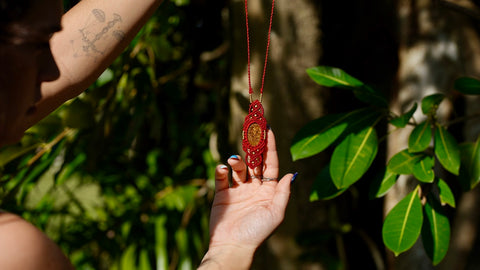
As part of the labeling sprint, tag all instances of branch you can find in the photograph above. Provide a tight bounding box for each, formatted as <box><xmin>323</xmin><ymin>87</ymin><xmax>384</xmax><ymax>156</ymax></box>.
<box><xmin>446</xmin><ymin>112</ymin><xmax>480</xmax><ymax>127</ymax></box>
<box><xmin>438</xmin><ymin>0</ymin><xmax>480</xmax><ymax>21</ymax></box>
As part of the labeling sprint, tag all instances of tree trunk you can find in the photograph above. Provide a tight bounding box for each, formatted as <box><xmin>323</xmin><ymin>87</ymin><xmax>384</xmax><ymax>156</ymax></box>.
<box><xmin>388</xmin><ymin>0</ymin><xmax>480</xmax><ymax>269</ymax></box>
<box><xmin>229</xmin><ymin>0</ymin><xmax>325</xmax><ymax>269</ymax></box>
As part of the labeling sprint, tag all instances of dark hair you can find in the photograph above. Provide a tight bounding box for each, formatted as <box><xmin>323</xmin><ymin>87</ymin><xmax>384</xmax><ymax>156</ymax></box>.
<box><xmin>0</xmin><ymin>0</ymin><xmax>33</xmax><ymax>43</ymax></box>
<box><xmin>0</xmin><ymin>0</ymin><xmax>32</xmax><ymax>24</ymax></box>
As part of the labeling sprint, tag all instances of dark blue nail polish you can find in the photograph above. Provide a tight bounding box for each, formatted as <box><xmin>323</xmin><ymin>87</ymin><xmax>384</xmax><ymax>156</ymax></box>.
<box><xmin>291</xmin><ymin>172</ymin><xmax>298</xmax><ymax>183</ymax></box>
<box><xmin>229</xmin><ymin>155</ymin><xmax>240</xmax><ymax>160</ymax></box>
<box><xmin>266</xmin><ymin>124</ymin><xmax>272</xmax><ymax>130</ymax></box>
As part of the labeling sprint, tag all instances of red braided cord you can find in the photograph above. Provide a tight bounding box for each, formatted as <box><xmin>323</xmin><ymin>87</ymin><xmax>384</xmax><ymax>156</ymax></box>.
<box><xmin>242</xmin><ymin>100</ymin><xmax>267</xmax><ymax>168</ymax></box>
<box><xmin>244</xmin><ymin>0</ymin><xmax>275</xmax><ymax>97</ymax></box>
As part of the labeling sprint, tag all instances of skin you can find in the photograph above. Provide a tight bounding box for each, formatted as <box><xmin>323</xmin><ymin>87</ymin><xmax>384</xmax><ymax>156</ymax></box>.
<box><xmin>199</xmin><ymin>130</ymin><xmax>292</xmax><ymax>269</ymax></box>
<box><xmin>0</xmin><ymin>0</ymin><xmax>62</xmax><ymax>145</ymax></box>
<box><xmin>0</xmin><ymin>0</ymin><xmax>163</xmax><ymax>147</ymax></box>
<box><xmin>0</xmin><ymin>212</ymin><xmax>75</xmax><ymax>269</ymax></box>
<box><xmin>0</xmin><ymin>0</ymin><xmax>293</xmax><ymax>268</ymax></box>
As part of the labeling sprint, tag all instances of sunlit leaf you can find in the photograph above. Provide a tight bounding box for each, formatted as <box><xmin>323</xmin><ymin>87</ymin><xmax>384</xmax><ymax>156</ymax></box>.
<box><xmin>291</xmin><ymin>113</ymin><xmax>349</xmax><ymax>161</ymax></box>
<box><xmin>459</xmin><ymin>138</ymin><xmax>480</xmax><ymax>190</ymax></box>
<box><xmin>173</xmin><ymin>0</ymin><xmax>190</xmax><ymax>6</ymax></box>
<box><xmin>24</xmin><ymin>113</ymin><xmax>64</xmax><ymax>141</ymax></box>
<box><xmin>120</xmin><ymin>245</ymin><xmax>137</xmax><ymax>270</ymax></box>
<box><xmin>138</xmin><ymin>249</ymin><xmax>152</xmax><ymax>270</ymax></box>
<box><xmin>434</xmin><ymin>125</ymin><xmax>460</xmax><ymax>175</ymax></box>
<box><xmin>175</xmin><ymin>228</ymin><xmax>192</xmax><ymax>269</ymax></box>
<box><xmin>413</xmin><ymin>155</ymin><xmax>435</xmax><ymax>183</ymax></box>
<box><xmin>422</xmin><ymin>195</ymin><xmax>450</xmax><ymax>265</ymax></box>
<box><xmin>155</xmin><ymin>216</ymin><xmax>168</xmax><ymax>270</ymax></box>
<box><xmin>382</xmin><ymin>186</ymin><xmax>423</xmax><ymax>256</ymax></box>
<box><xmin>387</xmin><ymin>149</ymin><xmax>423</xmax><ymax>175</ymax></box>
<box><xmin>0</xmin><ymin>143</ymin><xmax>41</xmax><ymax>168</ymax></box>
<box><xmin>310</xmin><ymin>165</ymin><xmax>348</xmax><ymax>201</ymax></box>
<box><xmin>306</xmin><ymin>66</ymin><xmax>387</xmax><ymax>107</ymax></box>
<box><xmin>95</xmin><ymin>68</ymin><xmax>114</xmax><ymax>87</ymax></box>
<box><xmin>454</xmin><ymin>77</ymin><xmax>480</xmax><ymax>95</ymax></box>
<box><xmin>408</xmin><ymin>121</ymin><xmax>432</xmax><ymax>153</ymax></box>
<box><xmin>291</xmin><ymin>108</ymin><xmax>378</xmax><ymax>161</ymax></box>
<box><xmin>306</xmin><ymin>66</ymin><xmax>364</xmax><ymax>89</ymax></box>
<box><xmin>421</xmin><ymin>94</ymin><xmax>445</xmax><ymax>115</ymax></box>
<box><xmin>437</xmin><ymin>178</ymin><xmax>456</xmax><ymax>208</ymax></box>
<box><xmin>23</xmin><ymin>140</ymin><xmax>65</xmax><ymax>185</ymax></box>
<box><xmin>330</xmin><ymin>126</ymin><xmax>378</xmax><ymax>189</ymax></box>
<box><xmin>369</xmin><ymin>168</ymin><xmax>399</xmax><ymax>199</ymax></box>
<box><xmin>390</xmin><ymin>103</ymin><xmax>417</xmax><ymax>128</ymax></box>
<box><xmin>55</xmin><ymin>152</ymin><xmax>87</xmax><ymax>186</ymax></box>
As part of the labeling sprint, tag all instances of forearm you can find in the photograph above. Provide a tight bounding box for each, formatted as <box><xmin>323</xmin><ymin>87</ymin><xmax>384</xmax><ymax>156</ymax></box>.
<box><xmin>198</xmin><ymin>244</ymin><xmax>256</xmax><ymax>270</ymax></box>
<box><xmin>24</xmin><ymin>0</ymin><xmax>163</xmax><ymax>129</ymax></box>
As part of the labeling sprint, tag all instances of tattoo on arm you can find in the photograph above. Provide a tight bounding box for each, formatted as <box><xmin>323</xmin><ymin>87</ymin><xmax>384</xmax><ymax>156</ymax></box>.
<box><xmin>70</xmin><ymin>9</ymin><xmax>126</xmax><ymax>61</ymax></box>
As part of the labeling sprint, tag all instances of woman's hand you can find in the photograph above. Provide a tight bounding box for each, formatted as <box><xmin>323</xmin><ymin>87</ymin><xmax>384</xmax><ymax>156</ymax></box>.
<box><xmin>199</xmin><ymin>129</ymin><xmax>295</xmax><ymax>269</ymax></box>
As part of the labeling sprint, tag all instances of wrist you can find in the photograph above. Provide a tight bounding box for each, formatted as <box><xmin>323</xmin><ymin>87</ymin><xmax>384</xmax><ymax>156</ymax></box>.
<box><xmin>198</xmin><ymin>244</ymin><xmax>256</xmax><ymax>270</ymax></box>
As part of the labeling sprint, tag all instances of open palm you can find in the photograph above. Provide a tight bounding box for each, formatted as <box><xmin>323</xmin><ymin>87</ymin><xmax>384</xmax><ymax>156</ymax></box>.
<box><xmin>208</xmin><ymin>130</ymin><xmax>293</xmax><ymax>250</ymax></box>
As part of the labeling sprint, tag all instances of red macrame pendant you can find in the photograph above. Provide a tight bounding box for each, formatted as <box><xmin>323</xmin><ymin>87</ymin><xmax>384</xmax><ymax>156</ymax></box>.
<box><xmin>242</xmin><ymin>100</ymin><xmax>267</xmax><ymax>168</ymax></box>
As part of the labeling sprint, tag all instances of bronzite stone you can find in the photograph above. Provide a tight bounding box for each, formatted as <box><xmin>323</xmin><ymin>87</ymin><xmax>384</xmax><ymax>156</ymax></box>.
<box><xmin>247</xmin><ymin>123</ymin><xmax>262</xmax><ymax>146</ymax></box>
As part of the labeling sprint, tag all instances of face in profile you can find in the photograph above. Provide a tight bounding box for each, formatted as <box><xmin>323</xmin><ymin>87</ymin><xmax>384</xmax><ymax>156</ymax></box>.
<box><xmin>0</xmin><ymin>0</ymin><xmax>63</xmax><ymax>147</ymax></box>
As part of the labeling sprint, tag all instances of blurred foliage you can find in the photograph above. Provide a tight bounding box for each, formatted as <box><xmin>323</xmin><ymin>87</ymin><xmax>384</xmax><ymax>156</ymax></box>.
<box><xmin>0</xmin><ymin>0</ymin><xmax>229</xmax><ymax>269</ymax></box>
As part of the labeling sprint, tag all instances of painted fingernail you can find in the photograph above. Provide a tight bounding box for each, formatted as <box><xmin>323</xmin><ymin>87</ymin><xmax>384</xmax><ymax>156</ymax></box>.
<box><xmin>220</xmin><ymin>165</ymin><xmax>228</xmax><ymax>170</ymax></box>
<box><xmin>266</xmin><ymin>124</ymin><xmax>272</xmax><ymax>130</ymax></box>
<box><xmin>291</xmin><ymin>172</ymin><xmax>298</xmax><ymax>183</ymax></box>
<box><xmin>229</xmin><ymin>155</ymin><xmax>240</xmax><ymax>160</ymax></box>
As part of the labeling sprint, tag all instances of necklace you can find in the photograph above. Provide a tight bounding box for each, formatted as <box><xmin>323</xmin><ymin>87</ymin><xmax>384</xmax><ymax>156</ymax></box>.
<box><xmin>241</xmin><ymin>0</ymin><xmax>275</xmax><ymax>169</ymax></box>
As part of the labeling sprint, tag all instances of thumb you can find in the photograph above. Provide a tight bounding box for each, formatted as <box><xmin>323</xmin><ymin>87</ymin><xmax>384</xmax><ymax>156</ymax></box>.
<box><xmin>272</xmin><ymin>173</ymin><xmax>294</xmax><ymax>217</ymax></box>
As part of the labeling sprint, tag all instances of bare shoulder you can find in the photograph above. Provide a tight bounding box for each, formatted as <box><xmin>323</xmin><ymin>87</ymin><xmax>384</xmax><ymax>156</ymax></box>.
<box><xmin>0</xmin><ymin>212</ymin><xmax>74</xmax><ymax>270</ymax></box>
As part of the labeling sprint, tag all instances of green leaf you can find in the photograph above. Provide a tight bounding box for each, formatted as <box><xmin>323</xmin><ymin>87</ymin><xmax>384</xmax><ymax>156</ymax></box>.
<box><xmin>95</xmin><ymin>68</ymin><xmax>114</xmax><ymax>87</ymax></box>
<box><xmin>408</xmin><ymin>121</ymin><xmax>432</xmax><ymax>153</ymax></box>
<box><xmin>120</xmin><ymin>245</ymin><xmax>137</xmax><ymax>270</ymax></box>
<box><xmin>290</xmin><ymin>113</ymin><xmax>351</xmax><ymax>161</ymax></box>
<box><xmin>306</xmin><ymin>66</ymin><xmax>364</xmax><ymax>89</ymax></box>
<box><xmin>173</xmin><ymin>0</ymin><xmax>190</xmax><ymax>7</ymax></box>
<box><xmin>421</xmin><ymin>94</ymin><xmax>445</xmax><ymax>115</ymax></box>
<box><xmin>306</xmin><ymin>66</ymin><xmax>387</xmax><ymax>107</ymax></box>
<box><xmin>175</xmin><ymin>228</ymin><xmax>192</xmax><ymax>269</ymax></box>
<box><xmin>23</xmin><ymin>140</ymin><xmax>65</xmax><ymax>185</ymax></box>
<box><xmin>422</xmin><ymin>195</ymin><xmax>451</xmax><ymax>265</ymax></box>
<box><xmin>382</xmin><ymin>186</ymin><xmax>423</xmax><ymax>255</ymax></box>
<box><xmin>434</xmin><ymin>125</ymin><xmax>460</xmax><ymax>175</ymax></box>
<box><xmin>390</xmin><ymin>103</ymin><xmax>417</xmax><ymax>128</ymax></box>
<box><xmin>369</xmin><ymin>168</ymin><xmax>399</xmax><ymax>199</ymax></box>
<box><xmin>330</xmin><ymin>126</ymin><xmax>378</xmax><ymax>189</ymax></box>
<box><xmin>55</xmin><ymin>152</ymin><xmax>87</xmax><ymax>185</ymax></box>
<box><xmin>61</xmin><ymin>98</ymin><xmax>95</xmax><ymax>129</ymax></box>
<box><xmin>155</xmin><ymin>215</ymin><xmax>168</xmax><ymax>270</ymax></box>
<box><xmin>310</xmin><ymin>165</ymin><xmax>348</xmax><ymax>201</ymax></box>
<box><xmin>413</xmin><ymin>155</ymin><xmax>435</xmax><ymax>183</ymax></box>
<box><xmin>387</xmin><ymin>149</ymin><xmax>423</xmax><ymax>175</ymax></box>
<box><xmin>0</xmin><ymin>143</ymin><xmax>41</xmax><ymax>168</ymax></box>
<box><xmin>290</xmin><ymin>108</ymin><xmax>379</xmax><ymax>161</ymax></box>
<box><xmin>138</xmin><ymin>249</ymin><xmax>152</xmax><ymax>270</ymax></box>
<box><xmin>459</xmin><ymin>138</ymin><xmax>480</xmax><ymax>190</ymax></box>
<box><xmin>437</xmin><ymin>178</ymin><xmax>456</xmax><ymax>208</ymax></box>
<box><xmin>352</xmin><ymin>85</ymin><xmax>389</xmax><ymax>108</ymax></box>
<box><xmin>454</xmin><ymin>77</ymin><xmax>480</xmax><ymax>95</ymax></box>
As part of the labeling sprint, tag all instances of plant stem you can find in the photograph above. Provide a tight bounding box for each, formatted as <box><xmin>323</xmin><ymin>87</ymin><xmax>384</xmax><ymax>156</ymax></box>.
<box><xmin>445</xmin><ymin>112</ymin><xmax>480</xmax><ymax>127</ymax></box>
